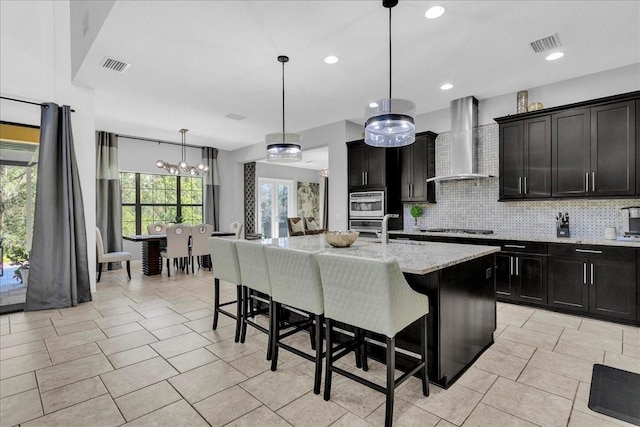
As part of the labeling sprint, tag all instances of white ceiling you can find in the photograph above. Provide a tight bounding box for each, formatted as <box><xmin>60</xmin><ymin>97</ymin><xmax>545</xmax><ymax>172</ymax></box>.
<box><xmin>75</xmin><ymin>1</ymin><xmax>640</xmax><ymax>154</ymax></box>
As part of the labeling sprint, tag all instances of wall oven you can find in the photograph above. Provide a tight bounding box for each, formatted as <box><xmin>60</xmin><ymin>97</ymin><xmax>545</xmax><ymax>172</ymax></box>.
<box><xmin>349</xmin><ymin>218</ymin><xmax>382</xmax><ymax>236</ymax></box>
<box><xmin>349</xmin><ymin>191</ymin><xmax>384</xmax><ymax>218</ymax></box>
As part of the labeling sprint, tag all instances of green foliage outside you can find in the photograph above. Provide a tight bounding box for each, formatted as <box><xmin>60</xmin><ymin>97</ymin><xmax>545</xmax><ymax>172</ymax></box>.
<box><xmin>0</xmin><ymin>164</ymin><xmax>36</xmax><ymax>264</ymax></box>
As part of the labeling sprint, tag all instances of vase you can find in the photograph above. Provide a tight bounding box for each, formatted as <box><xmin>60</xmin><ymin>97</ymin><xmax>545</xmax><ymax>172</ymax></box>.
<box><xmin>516</xmin><ymin>90</ymin><xmax>528</xmax><ymax>114</ymax></box>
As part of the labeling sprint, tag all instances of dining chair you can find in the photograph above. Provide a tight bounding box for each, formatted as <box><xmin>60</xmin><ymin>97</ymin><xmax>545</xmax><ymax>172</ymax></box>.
<box><xmin>304</xmin><ymin>217</ymin><xmax>326</xmax><ymax>235</ymax></box>
<box><xmin>235</xmin><ymin>240</ymin><xmax>273</xmax><ymax>360</ymax></box>
<box><xmin>95</xmin><ymin>227</ymin><xmax>131</xmax><ymax>282</ymax></box>
<box><xmin>229</xmin><ymin>221</ymin><xmax>244</xmax><ymax>239</ymax></box>
<box><xmin>160</xmin><ymin>224</ymin><xmax>191</xmax><ymax>277</ymax></box>
<box><xmin>317</xmin><ymin>253</ymin><xmax>429</xmax><ymax>427</ymax></box>
<box><xmin>208</xmin><ymin>237</ymin><xmax>243</xmax><ymax>342</ymax></box>
<box><xmin>286</xmin><ymin>217</ymin><xmax>305</xmax><ymax>236</ymax></box>
<box><xmin>190</xmin><ymin>223</ymin><xmax>214</xmax><ymax>272</ymax></box>
<box><xmin>264</xmin><ymin>245</ymin><xmax>325</xmax><ymax>394</ymax></box>
<box><xmin>146</xmin><ymin>223</ymin><xmax>166</xmax><ymax>235</ymax></box>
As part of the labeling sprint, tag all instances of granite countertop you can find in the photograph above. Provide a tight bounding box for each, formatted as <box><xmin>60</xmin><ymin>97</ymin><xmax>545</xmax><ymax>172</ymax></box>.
<box><xmin>390</xmin><ymin>230</ymin><xmax>640</xmax><ymax>248</ymax></box>
<box><xmin>254</xmin><ymin>234</ymin><xmax>500</xmax><ymax>275</ymax></box>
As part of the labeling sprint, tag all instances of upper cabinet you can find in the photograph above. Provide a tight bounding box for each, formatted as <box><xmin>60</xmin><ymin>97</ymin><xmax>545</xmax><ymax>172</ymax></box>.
<box><xmin>400</xmin><ymin>131</ymin><xmax>437</xmax><ymax>203</ymax></box>
<box><xmin>496</xmin><ymin>91</ymin><xmax>639</xmax><ymax>200</ymax></box>
<box><xmin>347</xmin><ymin>140</ymin><xmax>397</xmax><ymax>191</ymax></box>
<box><xmin>498</xmin><ymin>116</ymin><xmax>551</xmax><ymax>199</ymax></box>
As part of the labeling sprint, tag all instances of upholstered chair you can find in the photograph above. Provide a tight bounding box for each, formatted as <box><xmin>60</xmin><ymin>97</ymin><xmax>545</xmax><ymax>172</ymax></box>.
<box><xmin>146</xmin><ymin>223</ymin><xmax>166</xmax><ymax>235</ymax></box>
<box><xmin>286</xmin><ymin>217</ymin><xmax>305</xmax><ymax>236</ymax></box>
<box><xmin>160</xmin><ymin>224</ymin><xmax>190</xmax><ymax>277</ymax></box>
<box><xmin>264</xmin><ymin>246</ymin><xmax>324</xmax><ymax>394</ymax></box>
<box><xmin>229</xmin><ymin>221</ymin><xmax>244</xmax><ymax>239</ymax></box>
<box><xmin>96</xmin><ymin>227</ymin><xmax>131</xmax><ymax>282</ymax></box>
<box><xmin>190</xmin><ymin>224</ymin><xmax>214</xmax><ymax>272</ymax></box>
<box><xmin>208</xmin><ymin>237</ymin><xmax>243</xmax><ymax>342</ymax></box>
<box><xmin>317</xmin><ymin>254</ymin><xmax>430</xmax><ymax>427</ymax></box>
<box><xmin>304</xmin><ymin>217</ymin><xmax>326</xmax><ymax>235</ymax></box>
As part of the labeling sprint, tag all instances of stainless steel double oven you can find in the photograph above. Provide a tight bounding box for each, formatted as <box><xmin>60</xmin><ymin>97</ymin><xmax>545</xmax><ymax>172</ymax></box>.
<box><xmin>348</xmin><ymin>191</ymin><xmax>384</xmax><ymax>236</ymax></box>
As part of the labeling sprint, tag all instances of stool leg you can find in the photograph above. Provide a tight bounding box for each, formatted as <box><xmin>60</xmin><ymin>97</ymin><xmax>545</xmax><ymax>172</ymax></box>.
<box><xmin>234</xmin><ymin>285</ymin><xmax>242</xmax><ymax>343</ymax></box>
<box><xmin>167</xmin><ymin>259</ymin><xmax>171</xmax><ymax>277</ymax></box>
<box><xmin>324</xmin><ymin>318</ymin><xmax>333</xmax><ymax>401</ymax></box>
<box><xmin>385</xmin><ymin>336</ymin><xmax>396</xmax><ymax>427</ymax></box>
<box><xmin>213</xmin><ymin>278</ymin><xmax>220</xmax><ymax>330</ymax></box>
<box><xmin>240</xmin><ymin>286</ymin><xmax>248</xmax><ymax>343</ymax></box>
<box><xmin>126</xmin><ymin>261</ymin><xmax>131</xmax><ymax>280</ymax></box>
<box><xmin>266</xmin><ymin>297</ymin><xmax>273</xmax><ymax>361</ymax></box>
<box><xmin>97</xmin><ymin>263</ymin><xmax>102</xmax><ymax>282</ymax></box>
<box><xmin>270</xmin><ymin>302</ymin><xmax>281</xmax><ymax>372</ymax></box>
<box><xmin>313</xmin><ymin>314</ymin><xmax>322</xmax><ymax>395</ymax></box>
<box><xmin>354</xmin><ymin>327</ymin><xmax>362</xmax><ymax>369</ymax></box>
<box><xmin>310</xmin><ymin>316</ymin><xmax>317</xmax><ymax>351</ymax></box>
<box><xmin>421</xmin><ymin>314</ymin><xmax>429</xmax><ymax>397</ymax></box>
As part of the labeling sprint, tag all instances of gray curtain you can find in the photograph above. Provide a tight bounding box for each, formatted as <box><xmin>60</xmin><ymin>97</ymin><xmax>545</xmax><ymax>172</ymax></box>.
<box><xmin>25</xmin><ymin>103</ymin><xmax>91</xmax><ymax>311</ymax></box>
<box><xmin>202</xmin><ymin>147</ymin><xmax>220</xmax><ymax>230</ymax></box>
<box><xmin>322</xmin><ymin>176</ymin><xmax>329</xmax><ymax>229</ymax></box>
<box><xmin>96</xmin><ymin>131</ymin><xmax>122</xmax><ymax>270</ymax></box>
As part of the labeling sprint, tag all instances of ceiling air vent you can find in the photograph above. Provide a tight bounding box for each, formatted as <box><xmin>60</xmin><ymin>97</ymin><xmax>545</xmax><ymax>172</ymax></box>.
<box><xmin>225</xmin><ymin>113</ymin><xmax>246</xmax><ymax>121</ymax></box>
<box><xmin>100</xmin><ymin>57</ymin><xmax>130</xmax><ymax>73</ymax></box>
<box><xmin>529</xmin><ymin>33</ymin><xmax>561</xmax><ymax>54</ymax></box>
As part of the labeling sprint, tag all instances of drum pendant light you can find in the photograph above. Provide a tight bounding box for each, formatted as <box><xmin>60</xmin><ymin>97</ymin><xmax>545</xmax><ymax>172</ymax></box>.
<box><xmin>364</xmin><ymin>0</ymin><xmax>415</xmax><ymax>148</ymax></box>
<box><xmin>266</xmin><ymin>55</ymin><xmax>302</xmax><ymax>162</ymax></box>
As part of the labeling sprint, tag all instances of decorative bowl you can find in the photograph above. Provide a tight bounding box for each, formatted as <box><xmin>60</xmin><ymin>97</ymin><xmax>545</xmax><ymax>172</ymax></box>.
<box><xmin>325</xmin><ymin>231</ymin><xmax>359</xmax><ymax>248</ymax></box>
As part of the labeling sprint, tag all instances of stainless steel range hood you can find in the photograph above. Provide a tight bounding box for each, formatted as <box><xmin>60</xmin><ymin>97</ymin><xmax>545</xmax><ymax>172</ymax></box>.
<box><xmin>426</xmin><ymin>96</ymin><xmax>494</xmax><ymax>182</ymax></box>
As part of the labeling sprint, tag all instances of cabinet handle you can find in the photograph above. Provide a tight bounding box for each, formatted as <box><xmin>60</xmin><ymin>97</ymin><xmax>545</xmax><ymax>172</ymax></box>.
<box><xmin>510</xmin><ymin>257</ymin><xmax>513</xmax><ymax>275</ymax></box>
<box><xmin>515</xmin><ymin>257</ymin><xmax>519</xmax><ymax>276</ymax></box>
<box><xmin>585</xmin><ymin>173</ymin><xmax>589</xmax><ymax>192</ymax></box>
<box><xmin>575</xmin><ymin>249</ymin><xmax>603</xmax><ymax>254</ymax></box>
<box><xmin>365</xmin><ymin>172</ymin><xmax>368</xmax><ymax>185</ymax></box>
<box><xmin>590</xmin><ymin>263</ymin><xmax>594</xmax><ymax>285</ymax></box>
<box><xmin>583</xmin><ymin>263</ymin><xmax>587</xmax><ymax>284</ymax></box>
<box><xmin>592</xmin><ymin>172</ymin><xmax>596</xmax><ymax>192</ymax></box>
<box><xmin>362</xmin><ymin>172</ymin><xmax>365</xmax><ymax>185</ymax></box>
<box><xmin>523</xmin><ymin>177</ymin><xmax>528</xmax><ymax>194</ymax></box>
<box><xmin>505</xmin><ymin>244</ymin><xmax>526</xmax><ymax>249</ymax></box>
<box><xmin>518</xmin><ymin>177</ymin><xmax>522</xmax><ymax>194</ymax></box>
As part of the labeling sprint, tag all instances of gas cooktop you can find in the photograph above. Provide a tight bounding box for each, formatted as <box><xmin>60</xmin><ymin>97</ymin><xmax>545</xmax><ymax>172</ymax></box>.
<box><xmin>423</xmin><ymin>228</ymin><xmax>494</xmax><ymax>235</ymax></box>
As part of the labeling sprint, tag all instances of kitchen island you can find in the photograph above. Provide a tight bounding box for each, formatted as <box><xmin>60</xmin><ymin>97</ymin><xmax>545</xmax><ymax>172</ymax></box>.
<box><xmin>255</xmin><ymin>234</ymin><xmax>500</xmax><ymax>387</ymax></box>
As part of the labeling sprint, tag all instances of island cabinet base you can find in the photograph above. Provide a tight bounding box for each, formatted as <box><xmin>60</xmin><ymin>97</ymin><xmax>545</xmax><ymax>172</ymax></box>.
<box><xmin>365</xmin><ymin>254</ymin><xmax>496</xmax><ymax>388</ymax></box>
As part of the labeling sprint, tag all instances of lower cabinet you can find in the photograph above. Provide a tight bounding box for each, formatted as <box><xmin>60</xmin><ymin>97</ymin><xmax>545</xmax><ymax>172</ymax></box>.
<box><xmin>548</xmin><ymin>244</ymin><xmax>637</xmax><ymax>322</ymax></box>
<box><xmin>496</xmin><ymin>252</ymin><xmax>547</xmax><ymax>305</ymax></box>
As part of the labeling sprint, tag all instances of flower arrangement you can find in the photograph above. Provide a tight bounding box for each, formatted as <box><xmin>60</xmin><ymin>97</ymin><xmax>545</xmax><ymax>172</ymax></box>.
<box><xmin>410</xmin><ymin>205</ymin><xmax>423</xmax><ymax>229</ymax></box>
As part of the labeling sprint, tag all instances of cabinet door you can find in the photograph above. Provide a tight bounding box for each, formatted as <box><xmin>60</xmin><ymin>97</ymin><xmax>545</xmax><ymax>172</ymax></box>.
<box><xmin>590</xmin><ymin>101</ymin><xmax>636</xmax><ymax>196</ymax></box>
<box><xmin>411</xmin><ymin>137</ymin><xmax>427</xmax><ymax>200</ymax></box>
<box><xmin>400</xmin><ymin>145</ymin><xmax>413</xmax><ymax>201</ymax></box>
<box><xmin>548</xmin><ymin>256</ymin><xmax>589</xmax><ymax>312</ymax></box>
<box><xmin>552</xmin><ymin>109</ymin><xmax>591</xmax><ymax>197</ymax></box>
<box><xmin>637</xmin><ymin>100</ymin><xmax>640</xmax><ymax>196</ymax></box>
<box><xmin>348</xmin><ymin>144</ymin><xmax>367</xmax><ymax>189</ymax></box>
<box><xmin>517</xmin><ymin>255</ymin><xmax>547</xmax><ymax>304</ymax></box>
<box><xmin>499</xmin><ymin>121</ymin><xmax>524</xmax><ymax>199</ymax></box>
<box><xmin>495</xmin><ymin>253</ymin><xmax>514</xmax><ymax>299</ymax></box>
<box><xmin>523</xmin><ymin>116</ymin><xmax>551</xmax><ymax>198</ymax></box>
<box><xmin>589</xmin><ymin>259</ymin><xmax>636</xmax><ymax>321</ymax></box>
<box><xmin>366</xmin><ymin>146</ymin><xmax>386</xmax><ymax>188</ymax></box>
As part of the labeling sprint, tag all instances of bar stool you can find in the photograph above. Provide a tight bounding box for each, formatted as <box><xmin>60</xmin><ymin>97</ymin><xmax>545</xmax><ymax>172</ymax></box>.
<box><xmin>207</xmin><ymin>237</ymin><xmax>242</xmax><ymax>342</ymax></box>
<box><xmin>317</xmin><ymin>254</ymin><xmax>429</xmax><ymax>427</ymax></box>
<box><xmin>235</xmin><ymin>241</ymin><xmax>273</xmax><ymax>360</ymax></box>
<box><xmin>264</xmin><ymin>246</ymin><xmax>324</xmax><ymax>394</ymax></box>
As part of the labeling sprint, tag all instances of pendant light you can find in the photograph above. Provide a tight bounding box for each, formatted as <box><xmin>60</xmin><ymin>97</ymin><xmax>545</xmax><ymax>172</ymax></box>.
<box><xmin>155</xmin><ymin>129</ymin><xmax>209</xmax><ymax>176</ymax></box>
<box><xmin>266</xmin><ymin>55</ymin><xmax>302</xmax><ymax>162</ymax></box>
<box><xmin>364</xmin><ymin>0</ymin><xmax>415</xmax><ymax>148</ymax></box>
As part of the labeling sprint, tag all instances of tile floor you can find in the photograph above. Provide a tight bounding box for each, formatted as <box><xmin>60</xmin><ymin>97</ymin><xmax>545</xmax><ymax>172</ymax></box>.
<box><xmin>1</xmin><ymin>261</ymin><xmax>639</xmax><ymax>427</ymax></box>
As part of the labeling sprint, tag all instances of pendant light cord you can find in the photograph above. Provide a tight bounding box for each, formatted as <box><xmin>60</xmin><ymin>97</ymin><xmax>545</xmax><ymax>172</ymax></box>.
<box><xmin>388</xmin><ymin>5</ymin><xmax>392</xmax><ymax>99</ymax></box>
<box><xmin>282</xmin><ymin>60</ymin><xmax>286</xmax><ymax>133</ymax></box>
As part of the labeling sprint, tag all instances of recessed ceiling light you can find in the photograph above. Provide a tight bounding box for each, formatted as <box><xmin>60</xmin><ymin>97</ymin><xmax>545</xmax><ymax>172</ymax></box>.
<box><xmin>545</xmin><ymin>52</ymin><xmax>564</xmax><ymax>61</ymax></box>
<box><xmin>425</xmin><ymin>6</ymin><xmax>445</xmax><ymax>19</ymax></box>
<box><xmin>440</xmin><ymin>83</ymin><xmax>453</xmax><ymax>90</ymax></box>
<box><xmin>324</xmin><ymin>55</ymin><xmax>339</xmax><ymax>64</ymax></box>
<box><xmin>369</xmin><ymin>102</ymin><xmax>379</xmax><ymax>108</ymax></box>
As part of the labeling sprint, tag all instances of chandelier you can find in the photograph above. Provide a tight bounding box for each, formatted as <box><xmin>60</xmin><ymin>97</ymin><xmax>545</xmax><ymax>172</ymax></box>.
<box><xmin>155</xmin><ymin>129</ymin><xmax>209</xmax><ymax>176</ymax></box>
<box><xmin>266</xmin><ymin>55</ymin><xmax>302</xmax><ymax>162</ymax></box>
<box><xmin>364</xmin><ymin>0</ymin><xmax>415</xmax><ymax>148</ymax></box>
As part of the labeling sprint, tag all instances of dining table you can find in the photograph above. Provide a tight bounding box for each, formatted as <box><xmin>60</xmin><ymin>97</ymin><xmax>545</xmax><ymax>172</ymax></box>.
<box><xmin>123</xmin><ymin>231</ymin><xmax>235</xmax><ymax>276</ymax></box>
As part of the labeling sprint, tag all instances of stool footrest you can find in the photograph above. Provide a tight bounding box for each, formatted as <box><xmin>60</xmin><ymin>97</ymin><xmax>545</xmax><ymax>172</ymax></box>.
<box><xmin>216</xmin><ymin>307</ymin><xmax>237</xmax><ymax>320</ymax></box>
<box><xmin>279</xmin><ymin>342</ymin><xmax>326</xmax><ymax>362</ymax></box>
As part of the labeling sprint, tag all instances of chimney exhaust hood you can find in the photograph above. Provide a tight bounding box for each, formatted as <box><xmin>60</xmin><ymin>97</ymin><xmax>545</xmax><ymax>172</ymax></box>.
<box><xmin>426</xmin><ymin>96</ymin><xmax>494</xmax><ymax>182</ymax></box>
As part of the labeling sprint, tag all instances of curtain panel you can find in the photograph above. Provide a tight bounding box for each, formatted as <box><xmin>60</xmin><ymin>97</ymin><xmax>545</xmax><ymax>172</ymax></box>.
<box><xmin>96</xmin><ymin>131</ymin><xmax>123</xmax><ymax>270</ymax></box>
<box><xmin>25</xmin><ymin>103</ymin><xmax>91</xmax><ymax>311</ymax></box>
<box><xmin>202</xmin><ymin>147</ymin><xmax>220</xmax><ymax>230</ymax></box>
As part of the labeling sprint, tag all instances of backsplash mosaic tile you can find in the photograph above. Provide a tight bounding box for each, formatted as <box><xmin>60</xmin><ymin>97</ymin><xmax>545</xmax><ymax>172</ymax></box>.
<box><xmin>403</xmin><ymin>124</ymin><xmax>639</xmax><ymax>239</ymax></box>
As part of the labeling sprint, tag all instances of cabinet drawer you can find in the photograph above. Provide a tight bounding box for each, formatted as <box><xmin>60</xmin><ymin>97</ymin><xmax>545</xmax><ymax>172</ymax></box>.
<box><xmin>548</xmin><ymin>243</ymin><xmax>636</xmax><ymax>261</ymax></box>
<box><xmin>499</xmin><ymin>241</ymin><xmax>547</xmax><ymax>254</ymax></box>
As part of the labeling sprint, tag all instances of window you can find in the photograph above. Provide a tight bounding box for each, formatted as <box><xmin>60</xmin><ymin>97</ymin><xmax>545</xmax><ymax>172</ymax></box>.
<box><xmin>120</xmin><ymin>172</ymin><xmax>203</xmax><ymax>235</ymax></box>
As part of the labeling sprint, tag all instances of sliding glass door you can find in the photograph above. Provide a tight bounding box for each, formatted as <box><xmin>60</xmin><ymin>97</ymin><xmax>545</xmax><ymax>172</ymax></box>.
<box><xmin>257</xmin><ymin>178</ymin><xmax>294</xmax><ymax>238</ymax></box>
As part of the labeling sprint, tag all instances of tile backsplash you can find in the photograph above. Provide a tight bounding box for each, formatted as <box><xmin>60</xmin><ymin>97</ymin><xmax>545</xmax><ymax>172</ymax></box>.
<box><xmin>403</xmin><ymin>124</ymin><xmax>638</xmax><ymax>239</ymax></box>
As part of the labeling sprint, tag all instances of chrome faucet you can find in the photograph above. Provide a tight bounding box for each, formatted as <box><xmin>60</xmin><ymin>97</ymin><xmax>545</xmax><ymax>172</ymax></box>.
<box><xmin>381</xmin><ymin>213</ymin><xmax>399</xmax><ymax>244</ymax></box>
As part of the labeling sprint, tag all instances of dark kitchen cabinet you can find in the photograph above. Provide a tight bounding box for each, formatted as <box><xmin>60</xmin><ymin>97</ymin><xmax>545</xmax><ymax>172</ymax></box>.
<box><xmin>498</xmin><ymin>116</ymin><xmax>551</xmax><ymax>199</ymax></box>
<box><xmin>347</xmin><ymin>140</ymin><xmax>388</xmax><ymax>190</ymax></box>
<box><xmin>552</xmin><ymin>101</ymin><xmax>636</xmax><ymax>198</ymax></box>
<box><xmin>494</xmin><ymin>242</ymin><xmax>547</xmax><ymax>305</ymax></box>
<box><xmin>400</xmin><ymin>131</ymin><xmax>437</xmax><ymax>202</ymax></box>
<box><xmin>548</xmin><ymin>244</ymin><xmax>637</xmax><ymax>322</ymax></box>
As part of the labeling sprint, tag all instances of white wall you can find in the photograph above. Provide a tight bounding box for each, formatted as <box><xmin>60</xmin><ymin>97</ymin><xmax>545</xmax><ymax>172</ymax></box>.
<box><xmin>1</xmin><ymin>0</ymin><xmax>99</xmax><ymax>292</ymax></box>
<box><xmin>69</xmin><ymin>0</ymin><xmax>115</xmax><ymax>79</ymax></box>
